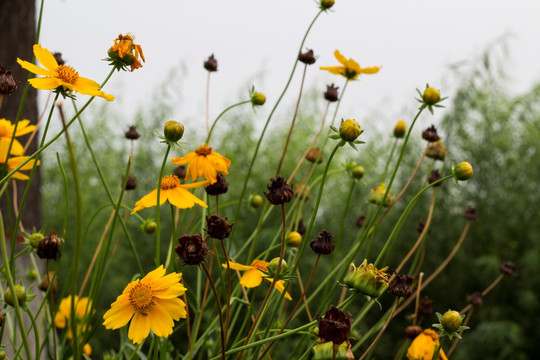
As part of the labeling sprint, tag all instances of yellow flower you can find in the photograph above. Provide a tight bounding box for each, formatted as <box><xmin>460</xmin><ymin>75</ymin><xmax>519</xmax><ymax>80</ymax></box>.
<box><xmin>406</xmin><ymin>329</ymin><xmax>448</xmax><ymax>360</ymax></box>
<box><xmin>223</xmin><ymin>260</ymin><xmax>292</xmax><ymax>300</ymax></box>
<box><xmin>54</xmin><ymin>295</ymin><xmax>93</xmax><ymax>340</ymax></box>
<box><xmin>320</xmin><ymin>50</ymin><xmax>381</xmax><ymax>80</ymax></box>
<box><xmin>17</xmin><ymin>44</ymin><xmax>114</xmax><ymax>101</ymax></box>
<box><xmin>132</xmin><ymin>175</ymin><xmax>208</xmax><ymax>214</ymax></box>
<box><xmin>171</xmin><ymin>144</ymin><xmax>231</xmax><ymax>185</ymax></box>
<box><xmin>83</xmin><ymin>343</ymin><xmax>92</xmax><ymax>356</ymax></box>
<box><xmin>103</xmin><ymin>265</ymin><xmax>187</xmax><ymax>344</ymax></box>
<box><xmin>368</xmin><ymin>183</ymin><xmax>395</xmax><ymax>207</ymax></box>
<box><xmin>0</xmin><ymin>142</ymin><xmax>40</xmax><ymax>180</ymax></box>
<box><xmin>109</xmin><ymin>33</ymin><xmax>145</xmax><ymax>71</ymax></box>
<box><xmin>0</xmin><ymin>119</ymin><xmax>36</xmax><ymax>155</ymax></box>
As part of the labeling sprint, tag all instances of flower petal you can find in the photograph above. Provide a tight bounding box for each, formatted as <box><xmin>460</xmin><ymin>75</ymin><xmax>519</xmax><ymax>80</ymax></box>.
<box><xmin>132</xmin><ymin>188</ymin><xmax>165</xmax><ymax>213</ymax></box>
<box><xmin>103</xmin><ymin>294</ymin><xmax>134</xmax><ymax>329</ymax></box>
<box><xmin>224</xmin><ymin>261</ymin><xmax>254</xmax><ymax>272</ymax></box>
<box><xmin>156</xmin><ymin>297</ymin><xmax>187</xmax><ymax>321</ymax></box>
<box><xmin>167</xmin><ymin>187</ymin><xmax>207</xmax><ymax>209</ymax></box>
<box><xmin>33</xmin><ymin>44</ymin><xmax>59</xmax><ymax>71</ymax></box>
<box><xmin>240</xmin><ymin>269</ymin><xmax>264</xmax><ymax>288</ymax></box>
<box><xmin>28</xmin><ymin>77</ymin><xmax>61</xmax><ymax>90</ymax></box>
<box><xmin>16</xmin><ymin>58</ymin><xmax>54</xmax><ymax>77</ymax></box>
<box><xmin>128</xmin><ymin>311</ymin><xmax>151</xmax><ymax>344</ymax></box>
<box><xmin>147</xmin><ymin>303</ymin><xmax>174</xmax><ymax>338</ymax></box>
<box><xmin>334</xmin><ymin>50</ymin><xmax>348</xmax><ymax>66</ymax></box>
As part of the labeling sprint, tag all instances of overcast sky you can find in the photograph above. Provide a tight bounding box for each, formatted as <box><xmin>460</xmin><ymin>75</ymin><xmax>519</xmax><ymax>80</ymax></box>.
<box><xmin>36</xmin><ymin>0</ymin><xmax>540</xmax><ymax>134</ymax></box>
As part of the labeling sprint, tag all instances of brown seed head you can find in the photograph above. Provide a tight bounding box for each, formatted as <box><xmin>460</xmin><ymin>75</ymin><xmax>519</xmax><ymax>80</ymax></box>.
<box><xmin>37</xmin><ymin>231</ymin><xmax>62</xmax><ymax>261</ymax></box>
<box><xmin>418</xmin><ymin>296</ymin><xmax>433</xmax><ymax>316</ymax></box>
<box><xmin>428</xmin><ymin>169</ymin><xmax>442</xmax><ymax>187</ymax></box>
<box><xmin>499</xmin><ymin>261</ymin><xmax>516</xmax><ymax>277</ymax></box>
<box><xmin>305</xmin><ymin>147</ymin><xmax>323</xmax><ymax>164</ymax></box>
<box><xmin>324</xmin><ymin>83</ymin><xmax>339</xmax><ymax>102</ymax></box>
<box><xmin>205</xmin><ymin>215</ymin><xmax>233</xmax><ymax>240</ymax></box>
<box><xmin>0</xmin><ymin>66</ymin><xmax>17</xmax><ymax>95</ymax></box>
<box><xmin>388</xmin><ymin>273</ymin><xmax>414</xmax><ymax>298</ymax></box>
<box><xmin>405</xmin><ymin>325</ymin><xmax>423</xmax><ymax>340</ymax></box>
<box><xmin>175</xmin><ymin>233</ymin><xmax>209</xmax><ymax>265</ymax></box>
<box><xmin>355</xmin><ymin>215</ymin><xmax>366</xmax><ymax>228</ymax></box>
<box><xmin>205</xmin><ymin>174</ymin><xmax>229</xmax><ymax>196</ymax></box>
<box><xmin>264</xmin><ymin>176</ymin><xmax>294</xmax><ymax>205</ymax></box>
<box><xmin>123</xmin><ymin>175</ymin><xmax>137</xmax><ymax>190</ymax></box>
<box><xmin>204</xmin><ymin>54</ymin><xmax>218</xmax><ymax>72</ymax></box>
<box><xmin>316</xmin><ymin>306</ymin><xmax>352</xmax><ymax>345</ymax></box>
<box><xmin>463</xmin><ymin>205</ymin><xmax>477</xmax><ymax>220</ymax></box>
<box><xmin>53</xmin><ymin>52</ymin><xmax>65</xmax><ymax>66</ymax></box>
<box><xmin>310</xmin><ymin>230</ymin><xmax>335</xmax><ymax>255</ymax></box>
<box><xmin>39</xmin><ymin>271</ymin><xmax>58</xmax><ymax>293</ymax></box>
<box><xmin>296</xmin><ymin>218</ymin><xmax>306</xmax><ymax>235</ymax></box>
<box><xmin>467</xmin><ymin>291</ymin><xmax>483</xmax><ymax>308</ymax></box>
<box><xmin>124</xmin><ymin>125</ymin><xmax>140</xmax><ymax>140</ymax></box>
<box><xmin>173</xmin><ymin>165</ymin><xmax>187</xmax><ymax>179</ymax></box>
<box><xmin>298</xmin><ymin>49</ymin><xmax>316</xmax><ymax>65</ymax></box>
<box><xmin>422</xmin><ymin>125</ymin><xmax>440</xmax><ymax>142</ymax></box>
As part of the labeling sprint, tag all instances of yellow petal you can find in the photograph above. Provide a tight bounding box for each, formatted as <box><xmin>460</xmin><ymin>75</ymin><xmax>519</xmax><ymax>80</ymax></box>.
<box><xmin>33</xmin><ymin>44</ymin><xmax>59</xmax><ymax>72</ymax></box>
<box><xmin>103</xmin><ymin>294</ymin><xmax>134</xmax><ymax>329</ymax></box>
<box><xmin>147</xmin><ymin>303</ymin><xmax>174</xmax><ymax>338</ymax></box>
<box><xmin>0</xmin><ymin>139</ymin><xmax>24</xmax><ymax>156</ymax></box>
<box><xmin>54</xmin><ymin>313</ymin><xmax>67</xmax><ymax>329</ymax></box>
<box><xmin>13</xmin><ymin>120</ymin><xmax>37</xmax><ymax>137</ymax></box>
<box><xmin>132</xmin><ymin>188</ymin><xmax>163</xmax><ymax>213</ymax></box>
<box><xmin>320</xmin><ymin>66</ymin><xmax>346</xmax><ymax>76</ymax></box>
<box><xmin>334</xmin><ymin>50</ymin><xmax>348</xmax><ymax>66</ymax></box>
<box><xmin>224</xmin><ymin>261</ymin><xmax>254</xmax><ymax>271</ymax></box>
<box><xmin>274</xmin><ymin>280</ymin><xmax>292</xmax><ymax>301</ymax></box>
<box><xmin>167</xmin><ymin>187</ymin><xmax>207</xmax><ymax>209</ymax></box>
<box><xmin>16</xmin><ymin>58</ymin><xmax>54</xmax><ymax>77</ymax></box>
<box><xmin>157</xmin><ymin>297</ymin><xmax>187</xmax><ymax>321</ymax></box>
<box><xmin>28</xmin><ymin>77</ymin><xmax>61</xmax><ymax>90</ymax></box>
<box><xmin>240</xmin><ymin>269</ymin><xmax>264</xmax><ymax>288</ymax></box>
<box><xmin>141</xmin><ymin>265</ymin><xmax>166</xmax><ymax>284</ymax></box>
<box><xmin>128</xmin><ymin>311</ymin><xmax>151</xmax><ymax>344</ymax></box>
<box><xmin>360</xmin><ymin>65</ymin><xmax>382</xmax><ymax>74</ymax></box>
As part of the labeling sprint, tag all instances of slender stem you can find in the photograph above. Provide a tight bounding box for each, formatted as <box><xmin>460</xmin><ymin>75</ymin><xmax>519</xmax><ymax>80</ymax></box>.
<box><xmin>221</xmin><ymin>239</ymin><xmax>232</xmax><ymax>345</ymax></box>
<box><xmin>206</xmin><ymin>71</ymin><xmax>211</xmax><ymax>135</ymax></box>
<box><xmin>201</xmin><ymin>262</ymin><xmax>226</xmax><ymax>360</ymax></box>
<box><xmin>276</xmin><ymin>64</ymin><xmax>308</xmax><ymax>176</ymax></box>
<box><xmin>382</xmin><ymin>139</ymin><xmax>398</xmax><ymax>181</ymax></box>
<box><xmin>206</xmin><ymin>100</ymin><xmax>251</xmax><ymax>144</ymax></box>
<box><xmin>412</xmin><ymin>272</ymin><xmax>424</xmax><ymax>326</ymax></box>
<box><xmin>358</xmin><ymin>298</ymin><xmax>399</xmax><ymax>360</ymax></box>
<box><xmin>432</xmin><ymin>336</ymin><xmax>446</xmax><ymax>360</ymax></box>
<box><xmin>155</xmin><ymin>144</ymin><xmax>172</xmax><ymax>266</ymax></box>
<box><xmin>459</xmin><ymin>274</ymin><xmax>504</xmax><ymax>315</ymax></box>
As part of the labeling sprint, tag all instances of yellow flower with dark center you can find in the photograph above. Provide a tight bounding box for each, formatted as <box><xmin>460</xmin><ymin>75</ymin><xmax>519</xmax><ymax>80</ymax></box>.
<box><xmin>171</xmin><ymin>144</ymin><xmax>231</xmax><ymax>185</ymax></box>
<box><xmin>0</xmin><ymin>142</ymin><xmax>40</xmax><ymax>180</ymax></box>
<box><xmin>0</xmin><ymin>119</ymin><xmax>36</xmax><ymax>155</ymax></box>
<box><xmin>17</xmin><ymin>44</ymin><xmax>114</xmax><ymax>101</ymax></box>
<box><xmin>320</xmin><ymin>50</ymin><xmax>381</xmax><ymax>80</ymax></box>
<box><xmin>406</xmin><ymin>329</ymin><xmax>448</xmax><ymax>360</ymax></box>
<box><xmin>54</xmin><ymin>295</ymin><xmax>93</xmax><ymax>340</ymax></box>
<box><xmin>109</xmin><ymin>33</ymin><xmax>145</xmax><ymax>71</ymax></box>
<box><xmin>131</xmin><ymin>175</ymin><xmax>208</xmax><ymax>214</ymax></box>
<box><xmin>223</xmin><ymin>260</ymin><xmax>292</xmax><ymax>300</ymax></box>
<box><xmin>103</xmin><ymin>265</ymin><xmax>187</xmax><ymax>344</ymax></box>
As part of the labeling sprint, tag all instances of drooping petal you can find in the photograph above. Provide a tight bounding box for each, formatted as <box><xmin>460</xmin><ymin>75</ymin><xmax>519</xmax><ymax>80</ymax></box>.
<box><xmin>33</xmin><ymin>44</ymin><xmax>59</xmax><ymax>71</ymax></box>
<box><xmin>319</xmin><ymin>66</ymin><xmax>346</xmax><ymax>76</ymax></box>
<box><xmin>240</xmin><ymin>269</ymin><xmax>264</xmax><ymax>288</ymax></box>
<box><xmin>74</xmin><ymin>77</ymin><xmax>115</xmax><ymax>101</ymax></box>
<box><xmin>273</xmin><ymin>280</ymin><xmax>292</xmax><ymax>301</ymax></box>
<box><xmin>360</xmin><ymin>65</ymin><xmax>382</xmax><ymax>74</ymax></box>
<box><xmin>128</xmin><ymin>311</ymin><xmax>151</xmax><ymax>344</ymax></box>
<box><xmin>224</xmin><ymin>261</ymin><xmax>255</xmax><ymax>272</ymax></box>
<box><xmin>167</xmin><ymin>187</ymin><xmax>208</xmax><ymax>209</ymax></box>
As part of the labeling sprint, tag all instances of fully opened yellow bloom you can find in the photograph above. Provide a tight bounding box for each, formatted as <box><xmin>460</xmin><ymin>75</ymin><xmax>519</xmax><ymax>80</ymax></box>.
<box><xmin>131</xmin><ymin>175</ymin><xmax>208</xmax><ymax>214</ymax></box>
<box><xmin>0</xmin><ymin>119</ymin><xmax>36</xmax><ymax>155</ymax></box>
<box><xmin>223</xmin><ymin>260</ymin><xmax>292</xmax><ymax>300</ymax></box>
<box><xmin>406</xmin><ymin>329</ymin><xmax>448</xmax><ymax>360</ymax></box>
<box><xmin>320</xmin><ymin>50</ymin><xmax>381</xmax><ymax>80</ymax></box>
<box><xmin>17</xmin><ymin>44</ymin><xmax>114</xmax><ymax>101</ymax></box>
<box><xmin>0</xmin><ymin>142</ymin><xmax>40</xmax><ymax>180</ymax></box>
<box><xmin>103</xmin><ymin>265</ymin><xmax>187</xmax><ymax>344</ymax></box>
<box><xmin>171</xmin><ymin>144</ymin><xmax>231</xmax><ymax>185</ymax></box>
<box><xmin>54</xmin><ymin>295</ymin><xmax>93</xmax><ymax>340</ymax></box>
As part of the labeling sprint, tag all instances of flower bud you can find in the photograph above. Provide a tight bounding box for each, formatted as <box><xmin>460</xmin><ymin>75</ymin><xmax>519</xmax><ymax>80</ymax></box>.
<box><xmin>142</xmin><ymin>219</ymin><xmax>157</xmax><ymax>234</ymax></box>
<box><xmin>205</xmin><ymin>215</ymin><xmax>233</xmax><ymax>240</ymax></box>
<box><xmin>319</xmin><ymin>0</ymin><xmax>335</xmax><ymax>10</ymax></box>
<box><xmin>251</xmin><ymin>92</ymin><xmax>266</xmax><ymax>106</ymax></box>
<box><xmin>204</xmin><ymin>54</ymin><xmax>218</xmax><ymax>72</ymax></box>
<box><xmin>175</xmin><ymin>233</ymin><xmax>209</xmax><ymax>265</ymax></box>
<box><xmin>37</xmin><ymin>231</ymin><xmax>62</xmax><ymax>261</ymax></box>
<box><xmin>267</xmin><ymin>257</ymin><xmax>288</xmax><ymax>273</ymax></box>
<box><xmin>305</xmin><ymin>147</ymin><xmax>323</xmax><ymax>164</ymax></box>
<box><xmin>205</xmin><ymin>174</ymin><xmax>229</xmax><ymax>196</ymax></box>
<box><xmin>83</xmin><ymin>344</ymin><xmax>92</xmax><ymax>356</ymax></box>
<box><xmin>339</xmin><ymin>119</ymin><xmax>361</xmax><ymax>142</ymax></box>
<box><xmin>4</xmin><ymin>284</ymin><xmax>27</xmax><ymax>307</ymax></box>
<box><xmin>0</xmin><ymin>66</ymin><xmax>18</xmax><ymax>95</ymax></box>
<box><xmin>499</xmin><ymin>261</ymin><xmax>516</xmax><ymax>277</ymax></box>
<box><xmin>453</xmin><ymin>162</ymin><xmax>473</xmax><ymax>181</ymax></box>
<box><xmin>26</xmin><ymin>269</ymin><xmax>38</xmax><ymax>281</ymax></box>
<box><xmin>393</xmin><ymin>120</ymin><xmax>406</xmax><ymax>138</ymax></box>
<box><xmin>342</xmin><ymin>260</ymin><xmax>389</xmax><ymax>298</ymax></box>
<box><xmin>316</xmin><ymin>306</ymin><xmax>352</xmax><ymax>345</ymax></box>
<box><xmin>441</xmin><ymin>310</ymin><xmax>463</xmax><ymax>332</ymax></box>
<box><xmin>351</xmin><ymin>165</ymin><xmax>364</xmax><ymax>179</ymax></box>
<box><xmin>249</xmin><ymin>194</ymin><xmax>263</xmax><ymax>208</ymax></box>
<box><xmin>0</xmin><ymin>311</ymin><xmax>4</xmax><ymax>328</ymax></box>
<box><xmin>163</xmin><ymin>120</ymin><xmax>184</xmax><ymax>143</ymax></box>
<box><xmin>298</xmin><ymin>49</ymin><xmax>316</xmax><ymax>65</ymax></box>
<box><xmin>425</xmin><ymin>140</ymin><xmax>448</xmax><ymax>161</ymax></box>
<box><xmin>264</xmin><ymin>176</ymin><xmax>294</xmax><ymax>205</ymax></box>
<box><xmin>286</xmin><ymin>231</ymin><xmax>302</xmax><ymax>247</ymax></box>
<box><xmin>310</xmin><ymin>230</ymin><xmax>335</xmax><ymax>255</ymax></box>
<box><xmin>0</xmin><ymin>350</ymin><xmax>6</xmax><ymax>360</ymax></box>
<box><xmin>124</xmin><ymin>125</ymin><xmax>140</xmax><ymax>140</ymax></box>
<box><xmin>422</xmin><ymin>87</ymin><xmax>441</xmax><ymax>106</ymax></box>
<box><xmin>29</xmin><ymin>232</ymin><xmax>44</xmax><ymax>249</ymax></box>
<box><xmin>324</xmin><ymin>84</ymin><xmax>339</xmax><ymax>102</ymax></box>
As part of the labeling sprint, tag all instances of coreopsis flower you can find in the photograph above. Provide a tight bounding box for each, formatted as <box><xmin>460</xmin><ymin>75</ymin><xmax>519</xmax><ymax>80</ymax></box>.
<box><xmin>131</xmin><ymin>175</ymin><xmax>208</xmax><ymax>214</ymax></box>
<box><xmin>17</xmin><ymin>44</ymin><xmax>114</xmax><ymax>101</ymax></box>
<box><xmin>0</xmin><ymin>142</ymin><xmax>40</xmax><ymax>180</ymax></box>
<box><xmin>223</xmin><ymin>260</ymin><xmax>292</xmax><ymax>300</ymax></box>
<box><xmin>108</xmin><ymin>33</ymin><xmax>145</xmax><ymax>71</ymax></box>
<box><xmin>103</xmin><ymin>265</ymin><xmax>187</xmax><ymax>344</ymax></box>
<box><xmin>342</xmin><ymin>259</ymin><xmax>390</xmax><ymax>298</ymax></box>
<box><xmin>406</xmin><ymin>329</ymin><xmax>448</xmax><ymax>360</ymax></box>
<box><xmin>54</xmin><ymin>295</ymin><xmax>93</xmax><ymax>340</ymax></box>
<box><xmin>171</xmin><ymin>144</ymin><xmax>231</xmax><ymax>185</ymax></box>
<box><xmin>368</xmin><ymin>183</ymin><xmax>395</xmax><ymax>207</ymax></box>
<box><xmin>0</xmin><ymin>119</ymin><xmax>36</xmax><ymax>155</ymax></box>
<box><xmin>320</xmin><ymin>50</ymin><xmax>381</xmax><ymax>81</ymax></box>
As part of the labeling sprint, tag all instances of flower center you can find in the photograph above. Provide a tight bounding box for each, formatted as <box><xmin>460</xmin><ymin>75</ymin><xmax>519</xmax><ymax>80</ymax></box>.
<box><xmin>195</xmin><ymin>144</ymin><xmax>212</xmax><ymax>156</ymax></box>
<box><xmin>129</xmin><ymin>283</ymin><xmax>155</xmax><ymax>314</ymax></box>
<box><xmin>56</xmin><ymin>65</ymin><xmax>79</xmax><ymax>84</ymax></box>
<box><xmin>251</xmin><ymin>260</ymin><xmax>268</xmax><ymax>271</ymax></box>
<box><xmin>160</xmin><ymin>175</ymin><xmax>180</xmax><ymax>190</ymax></box>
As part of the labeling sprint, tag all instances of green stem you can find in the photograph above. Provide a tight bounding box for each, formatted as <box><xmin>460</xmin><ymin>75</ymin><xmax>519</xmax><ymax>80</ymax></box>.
<box><xmin>155</xmin><ymin>144</ymin><xmax>172</xmax><ymax>266</ymax></box>
<box><xmin>432</xmin><ymin>336</ymin><xmax>446</xmax><ymax>360</ymax></box>
<box><xmin>206</xmin><ymin>100</ymin><xmax>251</xmax><ymax>144</ymax></box>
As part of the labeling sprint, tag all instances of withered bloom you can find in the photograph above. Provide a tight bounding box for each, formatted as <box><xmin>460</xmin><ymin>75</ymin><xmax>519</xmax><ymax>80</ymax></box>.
<box><xmin>388</xmin><ymin>273</ymin><xmax>414</xmax><ymax>298</ymax></box>
<box><xmin>175</xmin><ymin>233</ymin><xmax>209</xmax><ymax>265</ymax></box>
<box><xmin>124</xmin><ymin>125</ymin><xmax>140</xmax><ymax>140</ymax></box>
<box><xmin>316</xmin><ymin>306</ymin><xmax>352</xmax><ymax>345</ymax></box>
<box><xmin>264</xmin><ymin>176</ymin><xmax>294</xmax><ymax>205</ymax></box>
<box><xmin>204</xmin><ymin>54</ymin><xmax>218</xmax><ymax>72</ymax></box>
<box><xmin>52</xmin><ymin>52</ymin><xmax>65</xmax><ymax>66</ymax></box>
<box><xmin>463</xmin><ymin>205</ymin><xmax>477</xmax><ymax>220</ymax></box>
<box><xmin>298</xmin><ymin>49</ymin><xmax>316</xmax><ymax>65</ymax></box>
<box><xmin>467</xmin><ymin>291</ymin><xmax>483</xmax><ymax>308</ymax></box>
<box><xmin>205</xmin><ymin>174</ymin><xmax>229</xmax><ymax>196</ymax></box>
<box><xmin>355</xmin><ymin>215</ymin><xmax>366</xmax><ymax>228</ymax></box>
<box><xmin>405</xmin><ymin>325</ymin><xmax>423</xmax><ymax>340</ymax></box>
<box><xmin>428</xmin><ymin>169</ymin><xmax>442</xmax><ymax>187</ymax></box>
<box><xmin>324</xmin><ymin>84</ymin><xmax>339</xmax><ymax>102</ymax></box>
<box><xmin>499</xmin><ymin>261</ymin><xmax>516</xmax><ymax>277</ymax></box>
<box><xmin>422</xmin><ymin>125</ymin><xmax>440</xmax><ymax>142</ymax></box>
<box><xmin>39</xmin><ymin>271</ymin><xmax>59</xmax><ymax>293</ymax></box>
<box><xmin>205</xmin><ymin>215</ymin><xmax>233</xmax><ymax>240</ymax></box>
<box><xmin>173</xmin><ymin>166</ymin><xmax>186</xmax><ymax>179</ymax></box>
<box><xmin>305</xmin><ymin>147</ymin><xmax>323</xmax><ymax>164</ymax></box>
<box><xmin>296</xmin><ymin>218</ymin><xmax>306</xmax><ymax>235</ymax></box>
<box><xmin>0</xmin><ymin>66</ymin><xmax>17</xmax><ymax>95</ymax></box>
<box><xmin>123</xmin><ymin>175</ymin><xmax>137</xmax><ymax>190</ymax></box>
<box><xmin>418</xmin><ymin>296</ymin><xmax>433</xmax><ymax>316</ymax></box>
<box><xmin>310</xmin><ymin>230</ymin><xmax>335</xmax><ymax>255</ymax></box>
<box><xmin>37</xmin><ymin>231</ymin><xmax>62</xmax><ymax>261</ymax></box>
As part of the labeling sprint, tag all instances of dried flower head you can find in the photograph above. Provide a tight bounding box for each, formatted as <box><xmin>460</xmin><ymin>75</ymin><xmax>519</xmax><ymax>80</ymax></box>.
<box><xmin>467</xmin><ymin>291</ymin><xmax>483</xmax><ymax>308</ymax></box>
<box><xmin>388</xmin><ymin>273</ymin><xmax>414</xmax><ymax>298</ymax></box>
<box><xmin>124</xmin><ymin>175</ymin><xmax>137</xmax><ymax>190</ymax></box>
<box><xmin>52</xmin><ymin>52</ymin><xmax>65</xmax><ymax>66</ymax></box>
<box><xmin>463</xmin><ymin>206</ymin><xmax>477</xmax><ymax>220</ymax></box>
<box><xmin>425</xmin><ymin>140</ymin><xmax>448</xmax><ymax>161</ymax></box>
<box><xmin>316</xmin><ymin>306</ymin><xmax>352</xmax><ymax>345</ymax></box>
<box><xmin>205</xmin><ymin>174</ymin><xmax>229</xmax><ymax>196</ymax></box>
<box><xmin>298</xmin><ymin>49</ymin><xmax>316</xmax><ymax>65</ymax></box>
<box><xmin>108</xmin><ymin>33</ymin><xmax>145</xmax><ymax>71</ymax></box>
<box><xmin>175</xmin><ymin>233</ymin><xmax>209</xmax><ymax>265</ymax></box>
<box><xmin>297</xmin><ymin>218</ymin><xmax>307</xmax><ymax>235</ymax></box>
<box><xmin>418</xmin><ymin>296</ymin><xmax>433</xmax><ymax>316</ymax></box>
<box><xmin>324</xmin><ymin>83</ymin><xmax>339</xmax><ymax>102</ymax></box>
<box><xmin>405</xmin><ymin>325</ymin><xmax>423</xmax><ymax>340</ymax></box>
<box><xmin>173</xmin><ymin>165</ymin><xmax>187</xmax><ymax>179</ymax></box>
<box><xmin>124</xmin><ymin>125</ymin><xmax>140</xmax><ymax>140</ymax></box>
<box><xmin>264</xmin><ymin>176</ymin><xmax>294</xmax><ymax>205</ymax></box>
<box><xmin>37</xmin><ymin>230</ymin><xmax>62</xmax><ymax>261</ymax></box>
<box><xmin>355</xmin><ymin>215</ymin><xmax>366</xmax><ymax>228</ymax></box>
<box><xmin>499</xmin><ymin>261</ymin><xmax>516</xmax><ymax>277</ymax></box>
<box><xmin>39</xmin><ymin>271</ymin><xmax>58</xmax><ymax>292</ymax></box>
<box><xmin>428</xmin><ymin>169</ymin><xmax>443</xmax><ymax>187</ymax></box>
<box><xmin>205</xmin><ymin>215</ymin><xmax>233</xmax><ymax>240</ymax></box>
<box><xmin>422</xmin><ymin>125</ymin><xmax>440</xmax><ymax>142</ymax></box>
<box><xmin>204</xmin><ymin>54</ymin><xmax>218</xmax><ymax>72</ymax></box>
<box><xmin>305</xmin><ymin>147</ymin><xmax>323</xmax><ymax>164</ymax></box>
<box><xmin>0</xmin><ymin>66</ymin><xmax>17</xmax><ymax>95</ymax></box>
<box><xmin>310</xmin><ymin>230</ymin><xmax>335</xmax><ymax>255</ymax></box>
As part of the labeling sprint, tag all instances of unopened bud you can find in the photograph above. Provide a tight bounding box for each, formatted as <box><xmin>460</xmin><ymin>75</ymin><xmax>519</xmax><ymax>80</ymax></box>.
<box><xmin>29</xmin><ymin>233</ymin><xmax>44</xmax><ymax>249</ymax></box>
<box><xmin>4</xmin><ymin>284</ymin><xmax>27</xmax><ymax>307</ymax></box>
<box><xmin>267</xmin><ymin>258</ymin><xmax>288</xmax><ymax>273</ymax></box>
<box><xmin>453</xmin><ymin>162</ymin><xmax>473</xmax><ymax>181</ymax></box>
<box><xmin>423</xmin><ymin>87</ymin><xmax>441</xmax><ymax>106</ymax></box>
<box><xmin>351</xmin><ymin>165</ymin><xmax>364</xmax><ymax>179</ymax></box>
<box><xmin>249</xmin><ymin>194</ymin><xmax>263</xmax><ymax>208</ymax></box>
<box><xmin>319</xmin><ymin>0</ymin><xmax>335</xmax><ymax>10</ymax></box>
<box><xmin>251</xmin><ymin>92</ymin><xmax>266</xmax><ymax>106</ymax></box>
<box><xmin>393</xmin><ymin>120</ymin><xmax>406</xmax><ymax>138</ymax></box>
<box><xmin>339</xmin><ymin>119</ymin><xmax>361</xmax><ymax>142</ymax></box>
<box><xmin>441</xmin><ymin>310</ymin><xmax>463</xmax><ymax>332</ymax></box>
<box><xmin>163</xmin><ymin>121</ymin><xmax>184</xmax><ymax>143</ymax></box>
<box><xmin>286</xmin><ymin>231</ymin><xmax>302</xmax><ymax>247</ymax></box>
<box><xmin>142</xmin><ymin>220</ymin><xmax>157</xmax><ymax>234</ymax></box>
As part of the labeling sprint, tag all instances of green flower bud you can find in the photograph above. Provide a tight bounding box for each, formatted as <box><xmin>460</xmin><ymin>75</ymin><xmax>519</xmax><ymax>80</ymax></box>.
<box><xmin>423</xmin><ymin>87</ymin><xmax>441</xmax><ymax>106</ymax></box>
<box><xmin>351</xmin><ymin>165</ymin><xmax>365</xmax><ymax>179</ymax></box>
<box><xmin>249</xmin><ymin>194</ymin><xmax>263</xmax><ymax>208</ymax></box>
<box><xmin>163</xmin><ymin>120</ymin><xmax>184</xmax><ymax>143</ymax></box>
<box><xmin>0</xmin><ymin>349</ymin><xmax>6</xmax><ymax>360</ymax></box>
<box><xmin>251</xmin><ymin>92</ymin><xmax>266</xmax><ymax>106</ymax></box>
<box><xmin>4</xmin><ymin>284</ymin><xmax>27</xmax><ymax>307</ymax></box>
<box><xmin>26</xmin><ymin>269</ymin><xmax>38</xmax><ymax>281</ymax></box>
<box><xmin>441</xmin><ymin>310</ymin><xmax>463</xmax><ymax>332</ymax></box>
<box><xmin>339</xmin><ymin>119</ymin><xmax>361</xmax><ymax>142</ymax></box>
<box><xmin>453</xmin><ymin>162</ymin><xmax>473</xmax><ymax>181</ymax></box>
<box><xmin>342</xmin><ymin>259</ymin><xmax>390</xmax><ymax>298</ymax></box>
<box><xmin>29</xmin><ymin>232</ymin><xmax>44</xmax><ymax>249</ymax></box>
<box><xmin>267</xmin><ymin>258</ymin><xmax>288</xmax><ymax>273</ymax></box>
<box><xmin>312</xmin><ymin>341</ymin><xmax>351</xmax><ymax>360</ymax></box>
<box><xmin>319</xmin><ymin>0</ymin><xmax>335</xmax><ymax>11</ymax></box>
<box><xmin>286</xmin><ymin>231</ymin><xmax>302</xmax><ymax>247</ymax></box>
<box><xmin>142</xmin><ymin>219</ymin><xmax>157</xmax><ymax>234</ymax></box>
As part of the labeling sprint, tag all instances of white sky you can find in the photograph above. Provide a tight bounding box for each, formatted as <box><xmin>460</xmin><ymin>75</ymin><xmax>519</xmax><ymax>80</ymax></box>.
<box><xmin>37</xmin><ymin>0</ymin><xmax>540</xmax><ymax>132</ymax></box>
